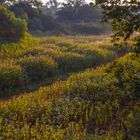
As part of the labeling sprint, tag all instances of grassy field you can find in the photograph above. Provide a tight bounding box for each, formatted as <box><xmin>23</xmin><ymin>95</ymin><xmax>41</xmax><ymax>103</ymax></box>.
<box><xmin>0</xmin><ymin>35</ymin><xmax>139</xmax><ymax>140</ymax></box>
<box><xmin>0</xmin><ymin>35</ymin><xmax>125</xmax><ymax>98</ymax></box>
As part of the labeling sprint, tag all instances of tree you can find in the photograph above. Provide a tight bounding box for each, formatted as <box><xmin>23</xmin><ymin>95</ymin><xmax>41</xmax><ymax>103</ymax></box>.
<box><xmin>0</xmin><ymin>5</ymin><xmax>27</xmax><ymax>41</ymax></box>
<box><xmin>0</xmin><ymin>0</ymin><xmax>16</xmax><ymax>6</ymax></box>
<box><xmin>62</xmin><ymin>0</ymin><xmax>86</xmax><ymax>14</ymax></box>
<box><xmin>95</xmin><ymin>0</ymin><xmax>140</xmax><ymax>52</ymax></box>
<box><xmin>46</xmin><ymin>0</ymin><xmax>61</xmax><ymax>9</ymax></box>
<box><xmin>17</xmin><ymin>0</ymin><xmax>43</xmax><ymax>8</ymax></box>
<box><xmin>57</xmin><ymin>0</ymin><xmax>88</xmax><ymax>20</ymax></box>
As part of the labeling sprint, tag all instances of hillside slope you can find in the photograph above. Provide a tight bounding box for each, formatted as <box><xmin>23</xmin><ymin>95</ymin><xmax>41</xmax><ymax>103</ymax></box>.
<box><xmin>0</xmin><ymin>35</ymin><xmax>122</xmax><ymax>98</ymax></box>
<box><xmin>0</xmin><ymin>52</ymin><xmax>139</xmax><ymax>139</ymax></box>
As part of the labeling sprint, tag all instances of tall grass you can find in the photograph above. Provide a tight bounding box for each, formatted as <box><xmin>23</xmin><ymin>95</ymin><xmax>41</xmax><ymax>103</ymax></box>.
<box><xmin>0</xmin><ymin>35</ymin><xmax>126</xmax><ymax>97</ymax></box>
<box><xmin>0</xmin><ymin>53</ymin><xmax>139</xmax><ymax>139</ymax></box>
<box><xmin>0</xmin><ymin>60</ymin><xmax>27</xmax><ymax>91</ymax></box>
<box><xmin>19</xmin><ymin>55</ymin><xmax>57</xmax><ymax>81</ymax></box>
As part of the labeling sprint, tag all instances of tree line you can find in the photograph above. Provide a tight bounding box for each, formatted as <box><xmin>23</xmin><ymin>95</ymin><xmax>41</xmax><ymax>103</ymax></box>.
<box><xmin>0</xmin><ymin>0</ymin><xmax>104</xmax><ymax>39</ymax></box>
<box><xmin>0</xmin><ymin>0</ymin><xmax>140</xmax><ymax>53</ymax></box>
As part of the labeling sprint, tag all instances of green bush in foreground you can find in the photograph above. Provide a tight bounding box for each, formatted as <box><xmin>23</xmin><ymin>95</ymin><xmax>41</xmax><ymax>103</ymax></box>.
<box><xmin>0</xmin><ymin>5</ymin><xmax>27</xmax><ymax>41</ymax></box>
<box><xmin>0</xmin><ymin>53</ymin><xmax>139</xmax><ymax>139</ymax></box>
<box><xmin>19</xmin><ymin>55</ymin><xmax>58</xmax><ymax>81</ymax></box>
<box><xmin>0</xmin><ymin>33</ymin><xmax>39</xmax><ymax>58</ymax></box>
<box><xmin>0</xmin><ymin>61</ymin><xmax>27</xmax><ymax>92</ymax></box>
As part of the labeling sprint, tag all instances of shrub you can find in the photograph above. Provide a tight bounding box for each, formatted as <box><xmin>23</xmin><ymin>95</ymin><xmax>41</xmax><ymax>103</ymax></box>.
<box><xmin>0</xmin><ymin>33</ymin><xmax>39</xmax><ymax>59</ymax></box>
<box><xmin>19</xmin><ymin>55</ymin><xmax>58</xmax><ymax>81</ymax></box>
<box><xmin>0</xmin><ymin>61</ymin><xmax>27</xmax><ymax>91</ymax></box>
<box><xmin>0</xmin><ymin>53</ymin><xmax>139</xmax><ymax>139</ymax></box>
<box><xmin>0</xmin><ymin>5</ymin><xmax>27</xmax><ymax>41</ymax></box>
<box><xmin>21</xmin><ymin>47</ymin><xmax>45</xmax><ymax>57</ymax></box>
<box><xmin>133</xmin><ymin>36</ymin><xmax>140</xmax><ymax>53</ymax></box>
<box><xmin>55</xmin><ymin>53</ymin><xmax>94</xmax><ymax>72</ymax></box>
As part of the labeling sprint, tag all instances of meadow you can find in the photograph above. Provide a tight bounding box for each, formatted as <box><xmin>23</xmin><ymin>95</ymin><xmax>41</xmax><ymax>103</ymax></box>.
<box><xmin>0</xmin><ymin>35</ymin><xmax>122</xmax><ymax>98</ymax></box>
<box><xmin>0</xmin><ymin>35</ymin><xmax>139</xmax><ymax>140</ymax></box>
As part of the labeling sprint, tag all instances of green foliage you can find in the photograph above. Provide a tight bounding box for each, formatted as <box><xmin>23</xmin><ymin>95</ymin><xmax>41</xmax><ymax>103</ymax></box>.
<box><xmin>96</xmin><ymin>0</ymin><xmax>140</xmax><ymax>51</ymax></box>
<box><xmin>54</xmin><ymin>52</ymin><xmax>93</xmax><ymax>72</ymax></box>
<box><xmin>8</xmin><ymin>0</ymin><xmax>110</xmax><ymax>35</ymax></box>
<box><xmin>58</xmin><ymin>5</ymin><xmax>102</xmax><ymax>21</ymax></box>
<box><xmin>19</xmin><ymin>55</ymin><xmax>58</xmax><ymax>81</ymax></box>
<box><xmin>0</xmin><ymin>53</ymin><xmax>139</xmax><ymax>139</ymax></box>
<box><xmin>0</xmin><ymin>33</ymin><xmax>39</xmax><ymax>58</ymax></box>
<box><xmin>133</xmin><ymin>36</ymin><xmax>140</xmax><ymax>53</ymax></box>
<box><xmin>0</xmin><ymin>5</ymin><xmax>27</xmax><ymax>41</ymax></box>
<box><xmin>0</xmin><ymin>61</ymin><xmax>27</xmax><ymax>92</ymax></box>
<box><xmin>0</xmin><ymin>35</ymin><xmax>138</xmax><ymax>139</ymax></box>
<box><xmin>0</xmin><ymin>36</ymin><xmax>118</xmax><ymax>96</ymax></box>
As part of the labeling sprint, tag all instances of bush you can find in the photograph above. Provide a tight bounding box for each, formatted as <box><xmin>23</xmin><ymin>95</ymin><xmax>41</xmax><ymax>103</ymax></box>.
<box><xmin>19</xmin><ymin>55</ymin><xmax>58</xmax><ymax>81</ymax></box>
<box><xmin>0</xmin><ymin>5</ymin><xmax>27</xmax><ymax>41</ymax></box>
<box><xmin>132</xmin><ymin>36</ymin><xmax>140</xmax><ymax>53</ymax></box>
<box><xmin>0</xmin><ymin>53</ymin><xmax>139</xmax><ymax>139</ymax></box>
<box><xmin>55</xmin><ymin>53</ymin><xmax>93</xmax><ymax>72</ymax></box>
<box><xmin>0</xmin><ymin>61</ymin><xmax>27</xmax><ymax>91</ymax></box>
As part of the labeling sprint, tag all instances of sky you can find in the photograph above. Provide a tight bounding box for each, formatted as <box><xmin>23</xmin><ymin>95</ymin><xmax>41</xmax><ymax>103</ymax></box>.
<box><xmin>41</xmin><ymin>0</ymin><xmax>93</xmax><ymax>4</ymax></box>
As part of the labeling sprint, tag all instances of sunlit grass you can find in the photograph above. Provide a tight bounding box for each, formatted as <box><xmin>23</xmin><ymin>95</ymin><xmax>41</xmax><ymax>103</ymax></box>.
<box><xmin>0</xmin><ymin>53</ymin><xmax>139</xmax><ymax>139</ymax></box>
<box><xmin>0</xmin><ymin>35</ymin><xmax>121</xmax><ymax>96</ymax></box>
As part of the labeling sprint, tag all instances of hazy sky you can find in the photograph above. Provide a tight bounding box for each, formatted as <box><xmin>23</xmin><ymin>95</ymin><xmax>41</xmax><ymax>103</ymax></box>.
<box><xmin>41</xmin><ymin>0</ymin><xmax>93</xmax><ymax>4</ymax></box>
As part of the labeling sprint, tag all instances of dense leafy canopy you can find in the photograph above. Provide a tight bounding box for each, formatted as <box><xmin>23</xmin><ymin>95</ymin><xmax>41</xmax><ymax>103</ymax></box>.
<box><xmin>0</xmin><ymin>5</ymin><xmax>27</xmax><ymax>41</ymax></box>
<box><xmin>0</xmin><ymin>0</ymin><xmax>108</xmax><ymax>35</ymax></box>
<box><xmin>96</xmin><ymin>0</ymin><xmax>140</xmax><ymax>52</ymax></box>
